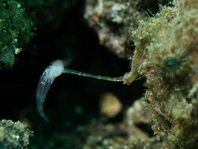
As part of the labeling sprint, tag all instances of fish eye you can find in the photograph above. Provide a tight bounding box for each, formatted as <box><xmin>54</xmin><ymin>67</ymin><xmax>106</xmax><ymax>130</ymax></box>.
<box><xmin>164</xmin><ymin>58</ymin><xmax>180</xmax><ymax>69</ymax></box>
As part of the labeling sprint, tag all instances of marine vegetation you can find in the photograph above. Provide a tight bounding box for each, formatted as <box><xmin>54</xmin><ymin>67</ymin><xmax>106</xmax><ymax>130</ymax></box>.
<box><xmin>0</xmin><ymin>0</ymin><xmax>33</xmax><ymax>69</ymax></box>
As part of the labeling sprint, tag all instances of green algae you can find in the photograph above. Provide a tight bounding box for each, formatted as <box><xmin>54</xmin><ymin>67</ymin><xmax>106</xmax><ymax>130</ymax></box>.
<box><xmin>0</xmin><ymin>0</ymin><xmax>33</xmax><ymax>69</ymax></box>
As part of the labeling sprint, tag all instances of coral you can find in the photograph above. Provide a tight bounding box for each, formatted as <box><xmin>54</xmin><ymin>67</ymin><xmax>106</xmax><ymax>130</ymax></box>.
<box><xmin>123</xmin><ymin>0</ymin><xmax>198</xmax><ymax>148</ymax></box>
<box><xmin>0</xmin><ymin>0</ymin><xmax>33</xmax><ymax>69</ymax></box>
<box><xmin>0</xmin><ymin>119</ymin><xmax>33</xmax><ymax>149</ymax></box>
<box><xmin>85</xmin><ymin>0</ymin><xmax>172</xmax><ymax>59</ymax></box>
<box><xmin>78</xmin><ymin>117</ymin><xmax>161</xmax><ymax>149</ymax></box>
<box><xmin>85</xmin><ymin>0</ymin><xmax>144</xmax><ymax>58</ymax></box>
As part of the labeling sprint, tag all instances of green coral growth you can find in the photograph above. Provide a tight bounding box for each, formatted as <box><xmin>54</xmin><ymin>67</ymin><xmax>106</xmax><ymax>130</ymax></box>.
<box><xmin>0</xmin><ymin>0</ymin><xmax>33</xmax><ymax>69</ymax></box>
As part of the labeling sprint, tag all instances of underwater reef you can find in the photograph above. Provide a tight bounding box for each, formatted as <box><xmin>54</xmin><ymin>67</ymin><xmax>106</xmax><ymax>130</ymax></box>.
<box><xmin>0</xmin><ymin>0</ymin><xmax>198</xmax><ymax>148</ymax></box>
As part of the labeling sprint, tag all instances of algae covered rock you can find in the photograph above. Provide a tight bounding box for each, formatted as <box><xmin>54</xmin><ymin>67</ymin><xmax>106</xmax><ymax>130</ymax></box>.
<box><xmin>0</xmin><ymin>119</ymin><xmax>33</xmax><ymax>149</ymax></box>
<box><xmin>0</xmin><ymin>0</ymin><xmax>33</xmax><ymax>69</ymax></box>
